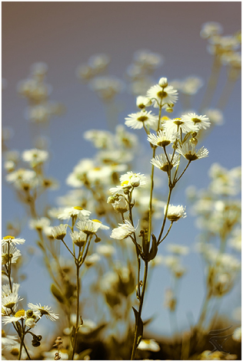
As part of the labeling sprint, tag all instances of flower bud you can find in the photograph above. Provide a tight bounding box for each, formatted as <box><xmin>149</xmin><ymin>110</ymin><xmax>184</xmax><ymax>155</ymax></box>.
<box><xmin>159</xmin><ymin>77</ymin><xmax>168</xmax><ymax>87</ymax></box>
<box><xmin>166</xmin><ymin>107</ymin><xmax>173</xmax><ymax>113</ymax></box>
<box><xmin>130</xmin><ymin>176</ymin><xmax>140</xmax><ymax>187</ymax></box>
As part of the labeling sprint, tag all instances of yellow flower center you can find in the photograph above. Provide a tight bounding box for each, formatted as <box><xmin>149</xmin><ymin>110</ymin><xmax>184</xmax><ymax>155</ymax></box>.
<box><xmin>15</xmin><ymin>309</ymin><xmax>25</xmax><ymax>318</ymax></box>
<box><xmin>3</xmin><ymin>236</ymin><xmax>15</xmax><ymax>240</ymax></box>
<box><xmin>143</xmin><ymin>340</ymin><xmax>150</xmax><ymax>345</ymax></box>
<box><xmin>73</xmin><ymin>206</ymin><xmax>83</xmax><ymax>210</ymax></box>
<box><xmin>92</xmin><ymin>219</ymin><xmax>101</xmax><ymax>223</ymax></box>
<box><xmin>93</xmin><ymin>167</ymin><xmax>101</xmax><ymax>171</ymax></box>
<box><xmin>121</xmin><ymin>180</ymin><xmax>129</xmax><ymax>186</ymax></box>
<box><xmin>161</xmin><ymin>116</ymin><xmax>170</xmax><ymax>121</ymax></box>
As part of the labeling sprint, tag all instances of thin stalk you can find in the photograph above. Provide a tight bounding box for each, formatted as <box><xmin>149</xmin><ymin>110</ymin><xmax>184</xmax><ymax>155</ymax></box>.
<box><xmin>175</xmin><ymin>161</ymin><xmax>191</xmax><ymax>184</ymax></box>
<box><xmin>72</xmin><ymin>264</ymin><xmax>80</xmax><ymax>360</ymax></box>
<box><xmin>61</xmin><ymin>238</ymin><xmax>75</xmax><ymax>258</ymax></box>
<box><xmin>158</xmin><ymin>187</ymin><xmax>173</xmax><ymax>243</ymax></box>
<box><xmin>131</xmin><ymin>261</ymin><xmax>149</xmax><ymax>360</ymax></box>
<box><xmin>158</xmin><ymin>222</ymin><xmax>173</xmax><ymax>245</ymax></box>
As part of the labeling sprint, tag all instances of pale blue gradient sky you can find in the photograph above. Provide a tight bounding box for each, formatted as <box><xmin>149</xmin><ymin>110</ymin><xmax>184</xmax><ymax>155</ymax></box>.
<box><xmin>2</xmin><ymin>2</ymin><xmax>241</xmax><ymax>338</ymax></box>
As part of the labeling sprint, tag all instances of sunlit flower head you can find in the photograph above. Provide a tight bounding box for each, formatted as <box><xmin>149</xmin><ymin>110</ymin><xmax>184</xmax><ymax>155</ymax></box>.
<box><xmin>137</xmin><ymin>339</ymin><xmax>160</xmax><ymax>352</ymax></box>
<box><xmin>148</xmin><ymin>129</ymin><xmax>177</xmax><ymax>148</ymax></box>
<box><xmin>110</xmin><ymin>220</ymin><xmax>136</xmax><ymax>240</ymax></box>
<box><xmin>147</xmin><ymin>84</ymin><xmax>178</xmax><ymax>108</ymax></box>
<box><xmin>125</xmin><ymin>110</ymin><xmax>157</xmax><ymax>130</ymax></box>
<box><xmin>2</xmin><ymin>244</ymin><xmax>21</xmax><ymax>265</ymax></box>
<box><xmin>77</xmin><ymin>219</ymin><xmax>109</xmax><ymax>235</ymax></box>
<box><xmin>51</xmin><ymin>224</ymin><xmax>68</xmax><ymax>240</ymax></box>
<box><xmin>166</xmin><ymin>205</ymin><xmax>186</xmax><ymax>222</ymax></box>
<box><xmin>28</xmin><ymin>303</ymin><xmax>59</xmax><ymax>321</ymax></box>
<box><xmin>151</xmin><ymin>153</ymin><xmax>180</xmax><ymax>172</ymax></box>
<box><xmin>70</xmin><ymin>231</ymin><xmax>87</xmax><ymax>247</ymax></box>
<box><xmin>57</xmin><ymin>206</ymin><xmax>91</xmax><ymax>221</ymax></box>
<box><xmin>22</xmin><ymin>148</ymin><xmax>48</xmax><ymax>165</ymax></box>
<box><xmin>163</xmin><ymin>117</ymin><xmax>197</xmax><ymax>136</ymax></box>
<box><xmin>29</xmin><ymin>217</ymin><xmax>50</xmax><ymax>231</ymax></box>
<box><xmin>176</xmin><ymin>143</ymin><xmax>209</xmax><ymax>161</ymax></box>
<box><xmin>2</xmin><ymin>309</ymin><xmax>26</xmax><ymax>325</ymax></box>
<box><xmin>181</xmin><ymin>113</ymin><xmax>210</xmax><ymax>131</ymax></box>
<box><xmin>1</xmin><ymin>236</ymin><xmax>25</xmax><ymax>246</ymax></box>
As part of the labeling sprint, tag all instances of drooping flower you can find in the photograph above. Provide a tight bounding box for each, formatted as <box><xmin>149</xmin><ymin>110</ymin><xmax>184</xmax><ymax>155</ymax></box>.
<box><xmin>70</xmin><ymin>231</ymin><xmax>87</xmax><ymax>247</ymax></box>
<box><xmin>166</xmin><ymin>205</ymin><xmax>187</xmax><ymax>222</ymax></box>
<box><xmin>176</xmin><ymin>143</ymin><xmax>209</xmax><ymax>161</ymax></box>
<box><xmin>51</xmin><ymin>224</ymin><xmax>68</xmax><ymax>240</ymax></box>
<box><xmin>77</xmin><ymin>219</ymin><xmax>109</xmax><ymax>235</ymax></box>
<box><xmin>151</xmin><ymin>153</ymin><xmax>180</xmax><ymax>172</ymax></box>
<box><xmin>110</xmin><ymin>220</ymin><xmax>136</xmax><ymax>240</ymax></box>
<box><xmin>57</xmin><ymin>206</ymin><xmax>91</xmax><ymax>221</ymax></box>
<box><xmin>28</xmin><ymin>303</ymin><xmax>59</xmax><ymax>321</ymax></box>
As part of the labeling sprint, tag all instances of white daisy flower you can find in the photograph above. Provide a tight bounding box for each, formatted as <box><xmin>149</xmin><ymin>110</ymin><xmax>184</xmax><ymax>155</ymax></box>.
<box><xmin>1</xmin><ymin>236</ymin><xmax>25</xmax><ymax>246</ymax></box>
<box><xmin>138</xmin><ymin>339</ymin><xmax>160</xmax><ymax>352</ymax></box>
<box><xmin>1</xmin><ymin>333</ymin><xmax>18</xmax><ymax>348</ymax></box>
<box><xmin>110</xmin><ymin>220</ymin><xmax>136</xmax><ymax>240</ymax></box>
<box><xmin>2</xmin><ymin>283</ymin><xmax>20</xmax><ymax>298</ymax></box>
<box><xmin>2</xmin><ymin>244</ymin><xmax>21</xmax><ymax>265</ymax></box>
<box><xmin>2</xmin><ymin>309</ymin><xmax>26</xmax><ymax>325</ymax></box>
<box><xmin>6</xmin><ymin>169</ymin><xmax>38</xmax><ymax>190</ymax></box>
<box><xmin>176</xmin><ymin>143</ymin><xmax>209</xmax><ymax>161</ymax></box>
<box><xmin>151</xmin><ymin>153</ymin><xmax>180</xmax><ymax>172</ymax></box>
<box><xmin>232</xmin><ymin>327</ymin><xmax>241</xmax><ymax>342</ymax></box>
<box><xmin>136</xmin><ymin>96</ymin><xmax>152</xmax><ymax>109</ymax></box>
<box><xmin>166</xmin><ymin>205</ymin><xmax>186</xmax><ymax>222</ymax></box>
<box><xmin>84</xmin><ymin>253</ymin><xmax>101</xmax><ymax>267</ymax></box>
<box><xmin>120</xmin><ymin>172</ymin><xmax>146</xmax><ymax>188</ymax></box>
<box><xmin>57</xmin><ymin>206</ymin><xmax>91</xmax><ymax>221</ymax></box>
<box><xmin>200</xmin><ymin>22</ymin><xmax>223</xmax><ymax>39</ymax></box>
<box><xmin>181</xmin><ymin>113</ymin><xmax>210</xmax><ymax>130</ymax></box>
<box><xmin>28</xmin><ymin>303</ymin><xmax>59</xmax><ymax>321</ymax></box>
<box><xmin>70</xmin><ymin>231</ymin><xmax>87</xmax><ymax>247</ymax></box>
<box><xmin>22</xmin><ymin>148</ymin><xmax>48</xmax><ymax>165</ymax></box>
<box><xmin>77</xmin><ymin>219</ymin><xmax>109</xmax><ymax>235</ymax></box>
<box><xmin>51</xmin><ymin>224</ymin><xmax>68</xmax><ymax>240</ymax></box>
<box><xmin>147</xmin><ymin>129</ymin><xmax>177</xmax><ymax>148</ymax></box>
<box><xmin>163</xmin><ymin>117</ymin><xmax>197</xmax><ymax>136</ymax></box>
<box><xmin>125</xmin><ymin>110</ymin><xmax>157</xmax><ymax>130</ymax></box>
<box><xmin>29</xmin><ymin>217</ymin><xmax>50</xmax><ymax>231</ymax></box>
<box><xmin>96</xmin><ymin>244</ymin><xmax>115</xmax><ymax>257</ymax></box>
<box><xmin>2</xmin><ymin>292</ymin><xmax>23</xmax><ymax>310</ymax></box>
<box><xmin>167</xmin><ymin>244</ymin><xmax>189</xmax><ymax>255</ymax></box>
<box><xmin>147</xmin><ymin>84</ymin><xmax>178</xmax><ymax>108</ymax></box>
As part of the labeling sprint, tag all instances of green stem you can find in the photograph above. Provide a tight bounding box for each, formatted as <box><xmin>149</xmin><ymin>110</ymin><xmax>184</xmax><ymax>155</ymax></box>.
<box><xmin>131</xmin><ymin>261</ymin><xmax>149</xmax><ymax>360</ymax></box>
<box><xmin>158</xmin><ymin>222</ymin><xmax>173</xmax><ymax>245</ymax></box>
<box><xmin>158</xmin><ymin>187</ymin><xmax>172</xmax><ymax>243</ymax></box>
<box><xmin>72</xmin><ymin>264</ymin><xmax>80</xmax><ymax>360</ymax></box>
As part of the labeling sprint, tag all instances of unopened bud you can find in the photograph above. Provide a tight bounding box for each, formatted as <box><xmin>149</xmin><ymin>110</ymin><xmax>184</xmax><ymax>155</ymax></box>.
<box><xmin>166</xmin><ymin>107</ymin><xmax>173</xmax><ymax>113</ymax></box>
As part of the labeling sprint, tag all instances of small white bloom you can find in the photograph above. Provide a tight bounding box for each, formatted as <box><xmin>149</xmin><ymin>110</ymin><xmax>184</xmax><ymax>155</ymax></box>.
<box><xmin>232</xmin><ymin>327</ymin><xmax>241</xmax><ymax>342</ymax></box>
<box><xmin>181</xmin><ymin>113</ymin><xmax>210</xmax><ymax>131</ymax></box>
<box><xmin>166</xmin><ymin>205</ymin><xmax>186</xmax><ymax>222</ymax></box>
<box><xmin>167</xmin><ymin>244</ymin><xmax>189</xmax><ymax>255</ymax></box>
<box><xmin>2</xmin><ymin>309</ymin><xmax>26</xmax><ymax>324</ymax></box>
<box><xmin>70</xmin><ymin>231</ymin><xmax>87</xmax><ymax>247</ymax></box>
<box><xmin>6</xmin><ymin>169</ymin><xmax>38</xmax><ymax>190</ymax></box>
<box><xmin>57</xmin><ymin>206</ymin><xmax>91</xmax><ymax>221</ymax></box>
<box><xmin>77</xmin><ymin>219</ymin><xmax>109</xmax><ymax>235</ymax></box>
<box><xmin>1</xmin><ymin>236</ymin><xmax>25</xmax><ymax>246</ymax></box>
<box><xmin>51</xmin><ymin>224</ymin><xmax>68</xmax><ymax>240</ymax></box>
<box><xmin>176</xmin><ymin>143</ymin><xmax>209</xmax><ymax>161</ymax></box>
<box><xmin>22</xmin><ymin>148</ymin><xmax>48</xmax><ymax>165</ymax></box>
<box><xmin>2</xmin><ymin>244</ymin><xmax>21</xmax><ymax>265</ymax></box>
<box><xmin>158</xmin><ymin>77</ymin><xmax>168</xmax><ymax>87</ymax></box>
<box><xmin>84</xmin><ymin>253</ymin><xmax>101</xmax><ymax>267</ymax></box>
<box><xmin>147</xmin><ymin>84</ymin><xmax>178</xmax><ymax>108</ymax></box>
<box><xmin>28</xmin><ymin>303</ymin><xmax>59</xmax><ymax>321</ymax></box>
<box><xmin>110</xmin><ymin>220</ymin><xmax>136</xmax><ymax>240</ymax></box>
<box><xmin>163</xmin><ymin>117</ymin><xmax>197</xmax><ymax>136</ymax></box>
<box><xmin>205</xmin><ymin>109</ymin><xmax>224</xmax><ymax>125</ymax></box>
<box><xmin>96</xmin><ymin>244</ymin><xmax>115</xmax><ymax>257</ymax></box>
<box><xmin>136</xmin><ymin>96</ymin><xmax>152</xmax><ymax>109</ymax></box>
<box><xmin>29</xmin><ymin>217</ymin><xmax>50</xmax><ymax>231</ymax></box>
<box><xmin>137</xmin><ymin>339</ymin><xmax>160</xmax><ymax>352</ymax></box>
<box><xmin>125</xmin><ymin>110</ymin><xmax>157</xmax><ymax>130</ymax></box>
<box><xmin>200</xmin><ymin>22</ymin><xmax>223</xmax><ymax>39</ymax></box>
<box><xmin>151</xmin><ymin>153</ymin><xmax>180</xmax><ymax>172</ymax></box>
<box><xmin>147</xmin><ymin>129</ymin><xmax>177</xmax><ymax>148</ymax></box>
